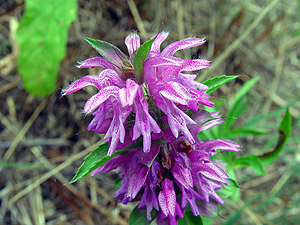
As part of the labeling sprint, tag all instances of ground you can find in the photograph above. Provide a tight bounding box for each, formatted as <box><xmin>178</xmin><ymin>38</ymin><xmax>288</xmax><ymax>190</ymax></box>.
<box><xmin>0</xmin><ymin>0</ymin><xmax>300</xmax><ymax>224</ymax></box>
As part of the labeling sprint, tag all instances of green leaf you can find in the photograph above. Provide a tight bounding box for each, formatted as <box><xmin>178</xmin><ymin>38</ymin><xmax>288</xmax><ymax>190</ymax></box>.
<box><xmin>259</xmin><ymin>109</ymin><xmax>292</xmax><ymax>166</ymax></box>
<box><xmin>17</xmin><ymin>0</ymin><xmax>77</xmax><ymax>96</ymax></box>
<box><xmin>224</xmin><ymin>77</ymin><xmax>260</xmax><ymax>130</ymax></box>
<box><xmin>113</xmin><ymin>178</ymin><xmax>122</xmax><ymax>189</ymax></box>
<box><xmin>129</xmin><ymin>205</ymin><xmax>154</xmax><ymax>225</ymax></box>
<box><xmin>70</xmin><ymin>142</ymin><xmax>136</xmax><ymax>183</ymax></box>
<box><xmin>229</xmin><ymin>155</ymin><xmax>266</xmax><ymax>175</ymax></box>
<box><xmin>216</xmin><ymin>179</ymin><xmax>240</xmax><ymax>199</ymax></box>
<box><xmin>84</xmin><ymin>37</ymin><xmax>128</xmax><ymax>64</ymax></box>
<box><xmin>133</xmin><ymin>37</ymin><xmax>155</xmax><ymax>84</ymax></box>
<box><xmin>0</xmin><ymin>161</ymin><xmax>46</xmax><ymax>169</ymax></box>
<box><xmin>227</xmin><ymin>127</ymin><xmax>269</xmax><ymax>138</ymax></box>
<box><xmin>244</xmin><ymin>99</ymin><xmax>299</xmax><ymax>128</ymax></box>
<box><xmin>179</xmin><ymin>209</ymin><xmax>203</xmax><ymax>225</ymax></box>
<box><xmin>203</xmin><ymin>75</ymin><xmax>238</xmax><ymax>95</ymax></box>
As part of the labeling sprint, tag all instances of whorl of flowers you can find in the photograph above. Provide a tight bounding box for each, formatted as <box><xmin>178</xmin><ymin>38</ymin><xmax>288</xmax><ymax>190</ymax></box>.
<box><xmin>63</xmin><ymin>32</ymin><xmax>241</xmax><ymax>225</ymax></box>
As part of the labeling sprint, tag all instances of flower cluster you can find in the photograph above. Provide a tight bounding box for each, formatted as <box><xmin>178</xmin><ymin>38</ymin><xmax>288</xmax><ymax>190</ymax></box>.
<box><xmin>63</xmin><ymin>32</ymin><xmax>240</xmax><ymax>224</ymax></box>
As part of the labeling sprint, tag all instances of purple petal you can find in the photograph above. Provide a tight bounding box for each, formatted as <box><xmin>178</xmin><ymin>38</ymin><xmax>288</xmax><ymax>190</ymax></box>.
<box><xmin>191</xmin><ymin>162</ymin><xmax>229</xmax><ymax>183</ymax></box>
<box><xmin>157</xmin><ymin>81</ymin><xmax>191</xmax><ymax>105</ymax></box>
<box><xmin>138</xmin><ymin>142</ymin><xmax>161</xmax><ymax>166</ymax></box>
<box><xmin>77</xmin><ymin>57</ymin><xmax>115</xmax><ymax>70</ymax></box>
<box><xmin>200</xmin><ymin>139</ymin><xmax>241</xmax><ymax>152</ymax></box>
<box><xmin>125</xmin><ymin>33</ymin><xmax>140</xmax><ymax>57</ymax></box>
<box><xmin>161</xmin><ymin>37</ymin><xmax>206</xmax><ymax>57</ymax></box>
<box><xmin>83</xmin><ymin>86</ymin><xmax>120</xmax><ymax>114</ymax></box>
<box><xmin>62</xmin><ymin>75</ymin><xmax>101</xmax><ymax>95</ymax></box>
<box><xmin>148</xmin><ymin>31</ymin><xmax>169</xmax><ymax>58</ymax></box>
<box><xmin>158</xmin><ymin>178</ymin><xmax>176</xmax><ymax>217</ymax></box>
<box><xmin>171</xmin><ymin>163</ymin><xmax>193</xmax><ymax>189</ymax></box>
<box><xmin>127</xmin><ymin>165</ymin><xmax>150</xmax><ymax>200</ymax></box>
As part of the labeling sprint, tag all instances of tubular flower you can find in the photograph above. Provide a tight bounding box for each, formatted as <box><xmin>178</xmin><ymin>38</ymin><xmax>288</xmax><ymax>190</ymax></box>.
<box><xmin>92</xmin><ymin>112</ymin><xmax>240</xmax><ymax>224</ymax></box>
<box><xmin>64</xmin><ymin>32</ymin><xmax>241</xmax><ymax>224</ymax></box>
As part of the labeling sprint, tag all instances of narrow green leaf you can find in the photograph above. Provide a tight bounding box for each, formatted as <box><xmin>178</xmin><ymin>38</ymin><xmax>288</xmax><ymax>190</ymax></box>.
<box><xmin>70</xmin><ymin>142</ymin><xmax>109</xmax><ymax>183</ymax></box>
<box><xmin>244</xmin><ymin>99</ymin><xmax>299</xmax><ymax>128</ymax></box>
<box><xmin>229</xmin><ymin>155</ymin><xmax>266</xmax><ymax>175</ymax></box>
<box><xmin>203</xmin><ymin>75</ymin><xmax>238</xmax><ymax>95</ymax></box>
<box><xmin>129</xmin><ymin>205</ymin><xmax>154</xmax><ymax>225</ymax></box>
<box><xmin>179</xmin><ymin>209</ymin><xmax>203</xmax><ymax>225</ymax></box>
<box><xmin>259</xmin><ymin>109</ymin><xmax>292</xmax><ymax>166</ymax></box>
<box><xmin>70</xmin><ymin>142</ymin><xmax>136</xmax><ymax>183</ymax></box>
<box><xmin>227</xmin><ymin>127</ymin><xmax>269</xmax><ymax>138</ymax></box>
<box><xmin>84</xmin><ymin>37</ymin><xmax>128</xmax><ymax>64</ymax></box>
<box><xmin>17</xmin><ymin>0</ymin><xmax>77</xmax><ymax>96</ymax></box>
<box><xmin>0</xmin><ymin>161</ymin><xmax>46</xmax><ymax>169</ymax></box>
<box><xmin>224</xmin><ymin>77</ymin><xmax>260</xmax><ymax>130</ymax></box>
<box><xmin>133</xmin><ymin>37</ymin><xmax>156</xmax><ymax>84</ymax></box>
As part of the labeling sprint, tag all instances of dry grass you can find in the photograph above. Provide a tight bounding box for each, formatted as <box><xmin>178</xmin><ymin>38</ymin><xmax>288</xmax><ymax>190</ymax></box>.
<box><xmin>0</xmin><ymin>0</ymin><xmax>299</xmax><ymax>224</ymax></box>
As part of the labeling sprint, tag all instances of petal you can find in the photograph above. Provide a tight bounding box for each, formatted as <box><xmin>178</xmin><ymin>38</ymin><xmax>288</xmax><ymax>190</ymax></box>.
<box><xmin>125</xmin><ymin>33</ymin><xmax>140</xmax><ymax>57</ymax></box>
<box><xmin>77</xmin><ymin>57</ymin><xmax>115</xmax><ymax>70</ymax></box>
<box><xmin>83</xmin><ymin>86</ymin><xmax>120</xmax><ymax>114</ymax></box>
<box><xmin>200</xmin><ymin>139</ymin><xmax>241</xmax><ymax>152</ymax></box>
<box><xmin>157</xmin><ymin>81</ymin><xmax>191</xmax><ymax>105</ymax></box>
<box><xmin>158</xmin><ymin>178</ymin><xmax>176</xmax><ymax>217</ymax></box>
<box><xmin>62</xmin><ymin>75</ymin><xmax>101</xmax><ymax>95</ymax></box>
<box><xmin>127</xmin><ymin>166</ymin><xmax>150</xmax><ymax>200</ymax></box>
<box><xmin>171</xmin><ymin>163</ymin><xmax>193</xmax><ymax>189</ymax></box>
<box><xmin>148</xmin><ymin>31</ymin><xmax>169</xmax><ymax>58</ymax></box>
<box><xmin>161</xmin><ymin>37</ymin><xmax>206</xmax><ymax>57</ymax></box>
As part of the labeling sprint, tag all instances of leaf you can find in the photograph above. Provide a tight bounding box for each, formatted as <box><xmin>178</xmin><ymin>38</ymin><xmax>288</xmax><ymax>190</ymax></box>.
<box><xmin>227</xmin><ymin>127</ymin><xmax>269</xmax><ymax>138</ymax></box>
<box><xmin>70</xmin><ymin>142</ymin><xmax>135</xmax><ymax>183</ymax></box>
<box><xmin>0</xmin><ymin>161</ymin><xmax>46</xmax><ymax>169</ymax></box>
<box><xmin>259</xmin><ymin>109</ymin><xmax>292</xmax><ymax>166</ymax></box>
<box><xmin>133</xmin><ymin>37</ymin><xmax>156</xmax><ymax>84</ymax></box>
<box><xmin>216</xmin><ymin>179</ymin><xmax>240</xmax><ymax>199</ymax></box>
<box><xmin>129</xmin><ymin>205</ymin><xmax>154</xmax><ymax>225</ymax></box>
<box><xmin>244</xmin><ymin>99</ymin><xmax>299</xmax><ymax>128</ymax></box>
<box><xmin>229</xmin><ymin>155</ymin><xmax>266</xmax><ymax>175</ymax></box>
<box><xmin>179</xmin><ymin>209</ymin><xmax>203</xmax><ymax>225</ymax></box>
<box><xmin>84</xmin><ymin>37</ymin><xmax>128</xmax><ymax>66</ymax></box>
<box><xmin>224</xmin><ymin>77</ymin><xmax>260</xmax><ymax>130</ymax></box>
<box><xmin>203</xmin><ymin>75</ymin><xmax>238</xmax><ymax>95</ymax></box>
<box><xmin>17</xmin><ymin>0</ymin><xmax>77</xmax><ymax>96</ymax></box>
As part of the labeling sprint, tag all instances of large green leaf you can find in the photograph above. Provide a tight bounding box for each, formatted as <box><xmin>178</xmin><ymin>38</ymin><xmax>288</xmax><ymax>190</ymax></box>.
<box><xmin>179</xmin><ymin>209</ymin><xmax>203</xmax><ymax>225</ymax></box>
<box><xmin>17</xmin><ymin>0</ymin><xmax>77</xmax><ymax>96</ymax></box>
<box><xmin>133</xmin><ymin>37</ymin><xmax>155</xmax><ymax>84</ymax></box>
<box><xmin>203</xmin><ymin>75</ymin><xmax>238</xmax><ymax>95</ymax></box>
<box><xmin>70</xmin><ymin>142</ymin><xmax>136</xmax><ymax>183</ymax></box>
<box><xmin>259</xmin><ymin>109</ymin><xmax>292</xmax><ymax>166</ymax></box>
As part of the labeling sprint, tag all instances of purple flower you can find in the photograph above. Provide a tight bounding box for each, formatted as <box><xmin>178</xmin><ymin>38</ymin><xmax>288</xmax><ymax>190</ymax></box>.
<box><xmin>91</xmin><ymin>111</ymin><xmax>240</xmax><ymax>223</ymax></box>
<box><xmin>144</xmin><ymin>32</ymin><xmax>214</xmax><ymax>144</ymax></box>
<box><xmin>65</xmin><ymin>32</ymin><xmax>241</xmax><ymax>223</ymax></box>
<box><xmin>63</xmin><ymin>33</ymin><xmax>161</xmax><ymax>155</ymax></box>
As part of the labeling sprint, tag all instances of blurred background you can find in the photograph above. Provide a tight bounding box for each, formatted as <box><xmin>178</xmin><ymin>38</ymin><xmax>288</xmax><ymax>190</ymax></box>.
<box><xmin>0</xmin><ymin>0</ymin><xmax>299</xmax><ymax>224</ymax></box>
